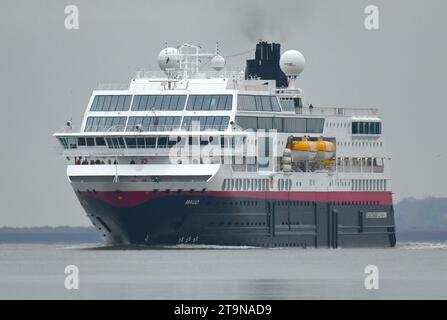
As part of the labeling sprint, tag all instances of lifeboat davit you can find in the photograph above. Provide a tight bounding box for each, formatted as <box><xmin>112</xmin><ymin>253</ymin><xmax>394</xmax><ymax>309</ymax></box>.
<box><xmin>315</xmin><ymin>138</ymin><xmax>335</xmax><ymax>161</ymax></box>
<box><xmin>290</xmin><ymin>140</ymin><xmax>317</xmax><ymax>161</ymax></box>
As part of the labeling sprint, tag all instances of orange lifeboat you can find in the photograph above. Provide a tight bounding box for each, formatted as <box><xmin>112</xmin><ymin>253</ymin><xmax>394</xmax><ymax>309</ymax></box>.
<box><xmin>289</xmin><ymin>138</ymin><xmax>317</xmax><ymax>161</ymax></box>
<box><xmin>315</xmin><ymin>138</ymin><xmax>335</xmax><ymax>161</ymax></box>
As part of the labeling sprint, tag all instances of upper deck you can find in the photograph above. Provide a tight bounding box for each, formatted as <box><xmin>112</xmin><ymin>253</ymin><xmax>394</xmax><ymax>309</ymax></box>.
<box><xmin>54</xmin><ymin>42</ymin><xmax>384</xmax><ymax>160</ymax></box>
<box><xmin>77</xmin><ymin>79</ymin><xmax>378</xmax><ymax>132</ymax></box>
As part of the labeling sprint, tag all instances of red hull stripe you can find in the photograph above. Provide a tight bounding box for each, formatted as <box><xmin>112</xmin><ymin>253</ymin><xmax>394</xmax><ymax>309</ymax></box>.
<box><xmin>79</xmin><ymin>191</ymin><xmax>393</xmax><ymax>209</ymax></box>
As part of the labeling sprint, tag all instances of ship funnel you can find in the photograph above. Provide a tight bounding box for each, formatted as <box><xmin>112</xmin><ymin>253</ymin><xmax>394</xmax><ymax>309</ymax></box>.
<box><xmin>245</xmin><ymin>41</ymin><xmax>288</xmax><ymax>88</ymax></box>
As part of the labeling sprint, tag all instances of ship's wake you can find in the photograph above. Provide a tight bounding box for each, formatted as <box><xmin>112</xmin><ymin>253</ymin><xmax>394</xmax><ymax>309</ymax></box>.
<box><xmin>63</xmin><ymin>242</ymin><xmax>447</xmax><ymax>250</ymax></box>
<box><xmin>64</xmin><ymin>243</ymin><xmax>260</xmax><ymax>250</ymax></box>
<box><xmin>398</xmin><ymin>242</ymin><xmax>447</xmax><ymax>250</ymax></box>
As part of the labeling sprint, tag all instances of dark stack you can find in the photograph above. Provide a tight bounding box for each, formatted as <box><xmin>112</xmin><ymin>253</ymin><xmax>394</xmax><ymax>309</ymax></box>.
<box><xmin>245</xmin><ymin>41</ymin><xmax>288</xmax><ymax>88</ymax></box>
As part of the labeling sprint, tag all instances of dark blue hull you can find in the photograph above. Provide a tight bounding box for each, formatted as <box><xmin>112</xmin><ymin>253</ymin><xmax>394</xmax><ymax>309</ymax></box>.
<box><xmin>77</xmin><ymin>191</ymin><xmax>396</xmax><ymax>248</ymax></box>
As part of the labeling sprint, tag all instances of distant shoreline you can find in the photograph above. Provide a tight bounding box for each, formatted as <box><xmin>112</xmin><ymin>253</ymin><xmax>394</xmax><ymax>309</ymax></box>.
<box><xmin>0</xmin><ymin>226</ymin><xmax>102</xmax><ymax>244</ymax></box>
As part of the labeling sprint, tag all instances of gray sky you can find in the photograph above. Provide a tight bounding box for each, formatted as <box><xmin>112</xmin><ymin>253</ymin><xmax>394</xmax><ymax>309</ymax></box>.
<box><xmin>1</xmin><ymin>0</ymin><xmax>446</xmax><ymax>226</ymax></box>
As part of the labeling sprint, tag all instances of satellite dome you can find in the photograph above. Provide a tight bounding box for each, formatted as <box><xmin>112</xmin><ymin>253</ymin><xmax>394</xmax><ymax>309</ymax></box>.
<box><xmin>210</xmin><ymin>55</ymin><xmax>225</xmax><ymax>71</ymax></box>
<box><xmin>279</xmin><ymin>50</ymin><xmax>305</xmax><ymax>77</ymax></box>
<box><xmin>157</xmin><ymin>47</ymin><xmax>181</xmax><ymax>71</ymax></box>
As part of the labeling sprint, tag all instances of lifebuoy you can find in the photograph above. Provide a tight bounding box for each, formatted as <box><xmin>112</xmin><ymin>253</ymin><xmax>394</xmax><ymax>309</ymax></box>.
<box><xmin>141</xmin><ymin>158</ymin><xmax>148</xmax><ymax>164</ymax></box>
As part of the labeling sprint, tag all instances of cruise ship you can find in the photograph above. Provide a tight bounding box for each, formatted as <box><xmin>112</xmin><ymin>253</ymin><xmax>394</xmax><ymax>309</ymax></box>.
<box><xmin>54</xmin><ymin>41</ymin><xmax>396</xmax><ymax>248</ymax></box>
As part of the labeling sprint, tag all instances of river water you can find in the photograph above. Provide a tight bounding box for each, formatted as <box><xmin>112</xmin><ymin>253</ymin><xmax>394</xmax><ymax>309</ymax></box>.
<box><xmin>0</xmin><ymin>242</ymin><xmax>446</xmax><ymax>299</ymax></box>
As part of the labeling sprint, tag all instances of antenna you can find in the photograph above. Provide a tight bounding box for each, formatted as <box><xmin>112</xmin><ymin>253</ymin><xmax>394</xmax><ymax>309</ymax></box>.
<box><xmin>66</xmin><ymin>117</ymin><xmax>73</xmax><ymax>132</ymax></box>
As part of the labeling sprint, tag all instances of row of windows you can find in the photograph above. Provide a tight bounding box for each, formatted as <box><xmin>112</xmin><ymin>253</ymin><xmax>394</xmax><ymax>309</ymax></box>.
<box><xmin>326</xmin><ymin>121</ymin><xmax>350</xmax><ymax>128</ymax></box>
<box><xmin>65</xmin><ymin>135</ymin><xmax>235</xmax><ymax>149</ymax></box>
<box><xmin>77</xmin><ymin>137</ymin><xmax>106</xmax><ymax>146</ymax></box>
<box><xmin>126</xmin><ymin>116</ymin><xmax>182</xmax><ymax>132</ymax></box>
<box><xmin>277</xmin><ymin>179</ymin><xmax>292</xmax><ymax>191</ymax></box>
<box><xmin>88</xmin><ymin>94</ymin><xmax>307</xmax><ymax>114</ymax></box>
<box><xmin>124</xmin><ymin>137</ymin><xmax>178</xmax><ymax>149</ymax></box>
<box><xmin>352</xmin><ymin>122</ymin><xmax>382</xmax><ymax>135</ymax></box>
<box><xmin>337</xmin><ymin>141</ymin><xmax>383</xmax><ymax>148</ymax></box>
<box><xmin>182</xmin><ymin>116</ymin><xmax>230</xmax><ymax>131</ymax></box>
<box><xmin>222</xmin><ymin>178</ymin><xmax>270</xmax><ymax>191</ymax></box>
<box><xmin>84</xmin><ymin>117</ymin><xmax>127</xmax><ymax>132</ymax></box>
<box><xmin>89</xmin><ymin>95</ymin><xmax>189</xmax><ymax>112</ymax></box>
<box><xmin>90</xmin><ymin>95</ymin><xmax>132</xmax><ymax>111</ymax></box>
<box><xmin>60</xmin><ymin>135</ymin><xmax>244</xmax><ymax>149</ymax></box>
<box><xmin>186</xmin><ymin>95</ymin><xmax>232</xmax><ymax>110</ymax></box>
<box><xmin>88</xmin><ymin>94</ymin><xmax>311</xmax><ymax>115</ymax></box>
<box><xmin>235</xmin><ymin>116</ymin><xmax>324</xmax><ymax>133</ymax></box>
<box><xmin>84</xmin><ymin>116</ymin><xmax>230</xmax><ymax>132</ymax></box>
<box><xmin>90</xmin><ymin>94</ymin><xmax>231</xmax><ymax>112</ymax></box>
<box><xmin>131</xmin><ymin>95</ymin><xmax>186</xmax><ymax>111</ymax></box>
<box><xmin>352</xmin><ymin>179</ymin><xmax>387</xmax><ymax>192</ymax></box>
<box><xmin>336</xmin><ymin>157</ymin><xmax>384</xmax><ymax>167</ymax></box>
<box><xmin>85</xmin><ymin>115</ymin><xmax>326</xmax><ymax>133</ymax></box>
<box><xmin>62</xmin><ymin>136</ymin><xmax>137</xmax><ymax>150</ymax></box>
<box><xmin>333</xmin><ymin>180</ymin><xmax>350</xmax><ymax>187</ymax></box>
<box><xmin>105</xmin><ymin>136</ymin><xmax>181</xmax><ymax>149</ymax></box>
<box><xmin>209</xmin><ymin>220</ymin><xmax>267</xmax><ymax>226</ymax></box>
<box><xmin>202</xmin><ymin>200</ymin><xmax>312</xmax><ymax>207</ymax></box>
<box><xmin>328</xmin><ymin>200</ymin><xmax>380</xmax><ymax>206</ymax></box>
<box><xmin>336</xmin><ymin>157</ymin><xmax>385</xmax><ymax>173</ymax></box>
<box><xmin>237</xmin><ymin>95</ymin><xmax>281</xmax><ymax>112</ymax></box>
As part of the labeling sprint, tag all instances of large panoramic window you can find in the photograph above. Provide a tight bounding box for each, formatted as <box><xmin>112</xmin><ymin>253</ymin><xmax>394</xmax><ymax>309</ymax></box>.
<box><xmin>306</xmin><ymin>118</ymin><xmax>325</xmax><ymax>133</ymax></box>
<box><xmin>126</xmin><ymin>116</ymin><xmax>182</xmax><ymax>132</ymax></box>
<box><xmin>90</xmin><ymin>95</ymin><xmax>132</xmax><ymax>111</ymax></box>
<box><xmin>181</xmin><ymin>116</ymin><xmax>230</xmax><ymax>131</ymax></box>
<box><xmin>235</xmin><ymin>116</ymin><xmax>258</xmax><ymax>130</ymax></box>
<box><xmin>106</xmin><ymin>137</ymin><xmax>126</xmax><ymax>149</ymax></box>
<box><xmin>84</xmin><ymin>116</ymin><xmax>127</xmax><ymax>132</ymax></box>
<box><xmin>131</xmin><ymin>95</ymin><xmax>186</xmax><ymax>111</ymax></box>
<box><xmin>125</xmin><ymin>137</ymin><xmax>158</xmax><ymax>148</ymax></box>
<box><xmin>284</xmin><ymin>118</ymin><xmax>307</xmax><ymax>132</ymax></box>
<box><xmin>237</xmin><ymin>95</ymin><xmax>281</xmax><ymax>112</ymax></box>
<box><xmin>186</xmin><ymin>95</ymin><xmax>233</xmax><ymax>110</ymax></box>
<box><xmin>278</xmin><ymin>99</ymin><xmax>296</xmax><ymax>112</ymax></box>
<box><xmin>58</xmin><ymin>137</ymin><xmax>77</xmax><ymax>149</ymax></box>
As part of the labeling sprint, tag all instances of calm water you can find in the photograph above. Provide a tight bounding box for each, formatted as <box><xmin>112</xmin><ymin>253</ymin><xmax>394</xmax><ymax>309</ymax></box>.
<box><xmin>0</xmin><ymin>243</ymin><xmax>446</xmax><ymax>299</ymax></box>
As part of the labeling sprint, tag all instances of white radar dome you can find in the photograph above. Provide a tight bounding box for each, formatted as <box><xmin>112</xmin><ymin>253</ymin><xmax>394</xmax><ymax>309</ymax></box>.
<box><xmin>210</xmin><ymin>55</ymin><xmax>225</xmax><ymax>71</ymax></box>
<box><xmin>279</xmin><ymin>50</ymin><xmax>305</xmax><ymax>77</ymax></box>
<box><xmin>157</xmin><ymin>47</ymin><xmax>181</xmax><ymax>71</ymax></box>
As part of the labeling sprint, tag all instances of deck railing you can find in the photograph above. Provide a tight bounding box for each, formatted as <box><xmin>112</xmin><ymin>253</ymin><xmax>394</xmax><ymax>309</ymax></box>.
<box><xmin>294</xmin><ymin>106</ymin><xmax>379</xmax><ymax>117</ymax></box>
